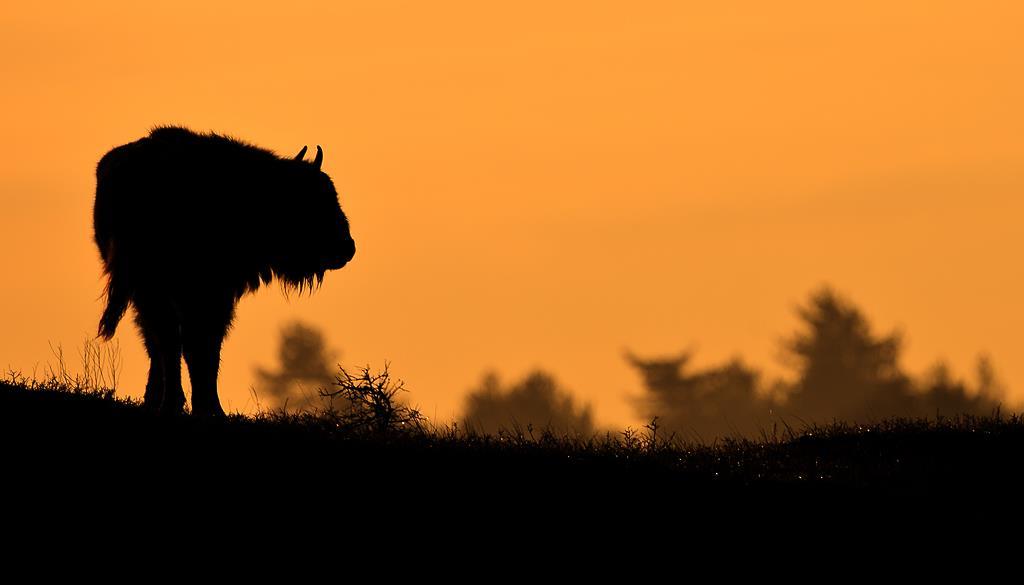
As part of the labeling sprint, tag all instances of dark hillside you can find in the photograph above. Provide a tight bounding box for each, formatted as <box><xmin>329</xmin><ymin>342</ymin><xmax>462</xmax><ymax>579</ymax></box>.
<box><xmin>3</xmin><ymin>377</ymin><xmax>1023</xmax><ymax>520</ymax></box>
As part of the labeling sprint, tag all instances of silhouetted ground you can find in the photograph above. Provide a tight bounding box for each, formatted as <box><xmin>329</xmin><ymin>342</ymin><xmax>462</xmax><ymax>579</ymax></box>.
<box><xmin>3</xmin><ymin>377</ymin><xmax>1023</xmax><ymax>525</ymax></box>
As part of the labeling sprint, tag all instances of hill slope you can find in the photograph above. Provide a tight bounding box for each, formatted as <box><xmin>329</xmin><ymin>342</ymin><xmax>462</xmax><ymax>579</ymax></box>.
<box><xmin>3</xmin><ymin>377</ymin><xmax>1023</xmax><ymax>517</ymax></box>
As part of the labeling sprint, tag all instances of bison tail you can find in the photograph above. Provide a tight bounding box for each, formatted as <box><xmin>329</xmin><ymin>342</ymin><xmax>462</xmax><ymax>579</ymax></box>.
<box><xmin>98</xmin><ymin>275</ymin><xmax>130</xmax><ymax>340</ymax></box>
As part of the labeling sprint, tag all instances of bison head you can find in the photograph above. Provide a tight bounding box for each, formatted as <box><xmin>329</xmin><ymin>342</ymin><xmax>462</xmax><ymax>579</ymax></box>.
<box><xmin>269</xmin><ymin>145</ymin><xmax>356</xmax><ymax>292</ymax></box>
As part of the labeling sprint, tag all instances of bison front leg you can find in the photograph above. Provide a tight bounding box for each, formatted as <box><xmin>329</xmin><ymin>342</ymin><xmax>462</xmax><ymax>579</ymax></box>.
<box><xmin>181</xmin><ymin>298</ymin><xmax>234</xmax><ymax>417</ymax></box>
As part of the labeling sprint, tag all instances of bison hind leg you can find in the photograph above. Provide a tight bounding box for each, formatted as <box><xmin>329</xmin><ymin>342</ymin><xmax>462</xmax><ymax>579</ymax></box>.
<box><xmin>142</xmin><ymin>357</ymin><xmax>163</xmax><ymax>412</ymax></box>
<box><xmin>133</xmin><ymin>294</ymin><xmax>185</xmax><ymax>415</ymax></box>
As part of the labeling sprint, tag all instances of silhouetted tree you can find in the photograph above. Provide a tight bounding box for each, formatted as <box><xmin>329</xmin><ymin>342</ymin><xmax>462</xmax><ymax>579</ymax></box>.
<box><xmin>780</xmin><ymin>288</ymin><xmax>1004</xmax><ymax>422</ymax></box>
<box><xmin>975</xmin><ymin>354</ymin><xmax>1007</xmax><ymax>401</ymax></box>
<box><xmin>913</xmin><ymin>356</ymin><xmax>1004</xmax><ymax>417</ymax></box>
<box><xmin>780</xmin><ymin>288</ymin><xmax>915</xmax><ymax>422</ymax></box>
<box><xmin>627</xmin><ymin>352</ymin><xmax>770</xmax><ymax>439</ymax></box>
<box><xmin>254</xmin><ymin>321</ymin><xmax>337</xmax><ymax>412</ymax></box>
<box><xmin>463</xmin><ymin>370</ymin><xmax>594</xmax><ymax>435</ymax></box>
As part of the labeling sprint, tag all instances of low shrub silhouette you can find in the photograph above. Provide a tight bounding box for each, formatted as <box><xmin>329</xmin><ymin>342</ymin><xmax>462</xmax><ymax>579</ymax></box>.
<box><xmin>319</xmin><ymin>363</ymin><xmax>425</xmax><ymax>435</ymax></box>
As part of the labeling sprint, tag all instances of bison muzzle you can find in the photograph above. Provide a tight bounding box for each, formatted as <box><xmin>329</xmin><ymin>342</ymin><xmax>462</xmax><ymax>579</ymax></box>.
<box><xmin>93</xmin><ymin>126</ymin><xmax>356</xmax><ymax>416</ymax></box>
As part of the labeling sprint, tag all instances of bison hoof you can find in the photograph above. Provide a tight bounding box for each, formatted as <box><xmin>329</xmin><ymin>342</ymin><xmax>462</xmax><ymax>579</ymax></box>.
<box><xmin>192</xmin><ymin>404</ymin><xmax>226</xmax><ymax>418</ymax></box>
<box><xmin>160</xmin><ymin>394</ymin><xmax>186</xmax><ymax>416</ymax></box>
<box><xmin>158</xmin><ymin>404</ymin><xmax>186</xmax><ymax>417</ymax></box>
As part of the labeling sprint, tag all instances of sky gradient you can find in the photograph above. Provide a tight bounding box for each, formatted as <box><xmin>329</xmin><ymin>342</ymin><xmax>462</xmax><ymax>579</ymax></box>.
<box><xmin>2</xmin><ymin>1</ymin><xmax>1022</xmax><ymax>427</ymax></box>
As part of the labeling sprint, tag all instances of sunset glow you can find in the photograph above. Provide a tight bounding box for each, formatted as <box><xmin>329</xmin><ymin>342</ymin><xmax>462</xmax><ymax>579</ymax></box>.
<box><xmin>2</xmin><ymin>1</ymin><xmax>1022</xmax><ymax>427</ymax></box>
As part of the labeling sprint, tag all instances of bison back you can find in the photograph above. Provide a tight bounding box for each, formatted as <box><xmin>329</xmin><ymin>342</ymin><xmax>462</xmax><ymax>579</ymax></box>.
<box><xmin>95</xmin><ymin>129</ymin><xmax>278</xmax><ymax>276</ymax></box>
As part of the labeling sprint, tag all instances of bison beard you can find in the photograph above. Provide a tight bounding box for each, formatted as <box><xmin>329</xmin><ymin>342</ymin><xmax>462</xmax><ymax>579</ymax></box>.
<box><xmin>93</xmin><ymin>126</ymin><xmax>356</xmax><ymax>416</ymax></box>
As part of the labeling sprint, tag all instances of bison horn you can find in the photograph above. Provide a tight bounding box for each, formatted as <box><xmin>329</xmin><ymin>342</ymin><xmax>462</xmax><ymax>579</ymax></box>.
<box><xmin>294</xmin><ymin>145</ymin><xmax>308</xmax><ymax>161</ymax></box>
<box><xmin>313</xmin><ymin>145</ymin><xmax>324</xmax><ymax>170</ymax></box>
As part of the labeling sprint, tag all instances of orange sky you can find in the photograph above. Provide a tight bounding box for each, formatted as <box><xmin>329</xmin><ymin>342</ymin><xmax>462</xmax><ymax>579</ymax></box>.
<box><xmin>2</xmin><ymin>1</ymin><xmax>1022</xmax><ymax>428</ymax></box>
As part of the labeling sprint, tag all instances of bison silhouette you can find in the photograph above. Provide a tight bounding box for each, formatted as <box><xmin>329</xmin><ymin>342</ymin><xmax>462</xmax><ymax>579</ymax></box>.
<box><xmin>94</xmin><ymin>126</ymin><xmax>356</xmax><ymax>416</ymax></box>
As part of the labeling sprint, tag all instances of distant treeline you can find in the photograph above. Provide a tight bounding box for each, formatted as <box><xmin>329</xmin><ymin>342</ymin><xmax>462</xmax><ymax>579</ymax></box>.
<box><xmin>255</xmin><ymin>287</ymin><xmax>1009</xmax><ymax>439</ymax></box>
<box><xmin>460</xmin><ymin>288</ymin><xmax>1008</xmax><ymax>438</ymax></box>
<box><xmin>626</xmin><ymin>288</ymin><xmax>1006</xmax><ymax>439</ymax></box>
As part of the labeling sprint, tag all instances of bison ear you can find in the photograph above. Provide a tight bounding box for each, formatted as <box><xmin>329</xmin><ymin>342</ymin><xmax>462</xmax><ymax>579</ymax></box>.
<box><xmin>313</xmin><ymin>145</ymin><xmax>324</xmax><ymax>170</ymax></box>
<box><xmin>294</xmin><ymin>145</ymin><xmax>308</xmax><ymax>161</ymax></box>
